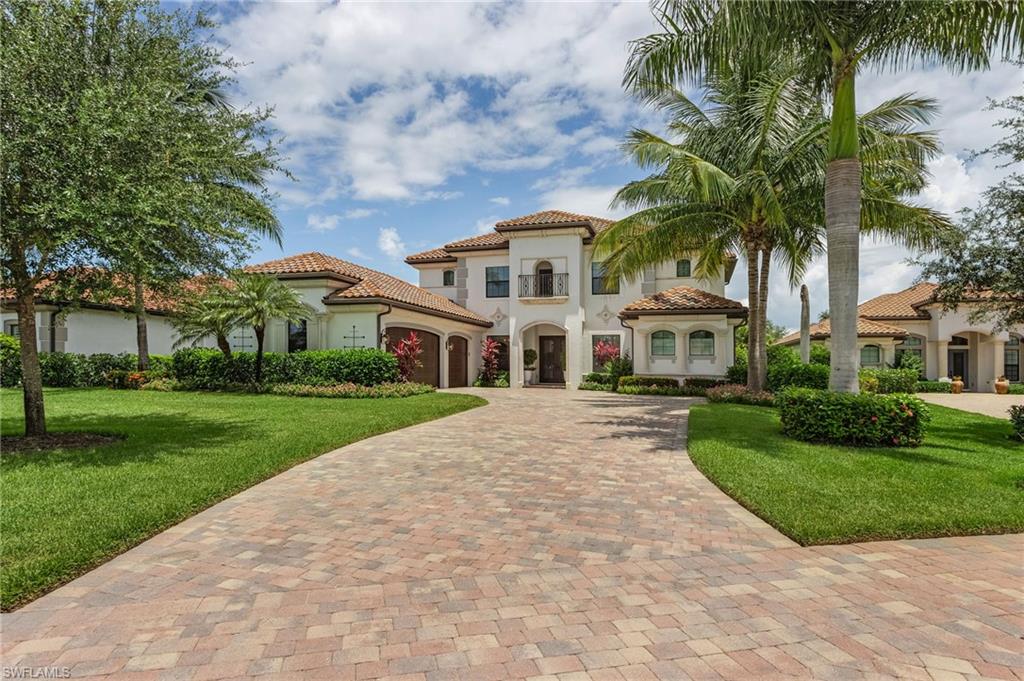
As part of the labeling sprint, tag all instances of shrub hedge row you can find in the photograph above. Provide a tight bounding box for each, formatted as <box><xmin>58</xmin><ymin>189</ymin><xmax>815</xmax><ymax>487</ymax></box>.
<box><xmin>915</xmin><ymin>380</ymin><xmax>952</xmax><ymax>393</ymax></box>
<box><xmin>777</xmin><ymin>387</ymin><xmax>930</xmax><ymax>447</ymax></box>
<box><xmin>859</xmin><ymin>368</ymin><xmax>918</xmax><ymax>394</ymax></box>
<box><xmin>705</xmin><ymin>384</ymin><xmax>776</xmax><ymax>407</ymax></box>
<box><xmin>766</xmin><ymin>363</ymin><xmax>830</xmax><ymax>391</ymax></box>
<box><xmin>171</xmin><ymin>348</ymin><xmax>398</xmax><ymax>387</ymax></box>
<box><xmin>269</xmin><ymin>382</ymin><xmax>435</xmax><ymax>398</ymax></box>
<box><xmin>617</xmin><ymin>375</ymin><xmax>679</xmax><ymax>388</ymax></box>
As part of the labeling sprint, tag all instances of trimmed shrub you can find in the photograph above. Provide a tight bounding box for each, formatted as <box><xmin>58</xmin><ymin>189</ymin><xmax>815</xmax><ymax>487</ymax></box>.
<box><xmin>106</xmin><ymin>370</ymin><xmax>149</xmax><ymax>390</ymax></box>
<box><xmin>86</xmin><ymin>353</ymin><xmax>136</xmax><ymax>383</ymax></box>
<box><xmin>139</xmin><ymin>378</ymin><xmax>183</xmax><ymax>392</ymax></box>
<box><xmin>269</xmin><ymin>382</ymin><xmax>435</xmax><ymax>398</ymax></box>
<box><xmin>777</xmin><ymin>387</ymin><xmax>930</xmax><ymax>447</ymax></box>
<box><xmin>39</xmin><ymin>352</ymin><xmax>91</xmax><ymax>387</ymax></box>
<box><xmin>705</xmin><ymin>384</ymin><xmax>776</xmax><ymax>407</ymax></box>
<box><xmin>578</xmin><ymin>381</ymin><xmax>612</xmax><ymax>391</ymax></box>
<box><xmin>859</xmin><ymin>368</ymin><xmax>918</xmax><ymax>394</ymax></box>
<box><xmin>915</xmin><ymin>380</ymin><xmax>951</xmax><ymax>393</ymax></box>
<box><xmin>474</xmin><ymin>370</ymin><xmax>510</xmax><ymax>388</ymax></box>
<box><xmin>809</xmin><ymin>344</ymin><xmax>831</xmax><ymax>365</ymax></box>
<box><xmin>616</xmin><ymin>384</ymin><xmax>692</xmax><ymax>397</ymax></box>
<box><xmin>682</xmin><ymin>377</ymin><xmax>726</xmax><ymax>389</ymax></box>
<box><xmin>1010</xmin><ymin>405</ymin><xmax>1023</xmax><ymax>441</ymax></box>
<box><xmin>583</xmin><ymin>372</ymin><xmax>614</xmax><ymax>385</ymax></box>
<box><xmin>1008</xmin><ymin>384</ymin><xmax>1024</xmax><ymax>395</ymax></box>
<box><xmin>617</xmin><ymin>375</ymin><xmax>679</xmax><ymax>388</ymax></box>
<box><xmin>170</xmin><ymin>348</ymin><xmax>399</xmax><ymax>387</ymax></box>
<box><xmin>767</xmin><ymin>362</ymin><xmax>830</xmax><ymax>391</ymax></box>
<box><xmin>1</xmin><ymin>333</ymin><xmax>21</xmax><ymax>387</ymax></box>
<box><xmin>604</xmin><ymin>355</ymin><xmax>633</xmax><ymax>390</ymax></box>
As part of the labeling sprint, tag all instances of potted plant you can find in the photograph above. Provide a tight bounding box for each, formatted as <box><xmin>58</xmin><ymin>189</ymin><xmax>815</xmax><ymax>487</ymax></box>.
<box><xmin>995</xmin><ymin>375</ymin><xmax>1010</xmax><ymax>394</ymax></box>
<box><xmin>523</xmin><ymin>348</ymin><xmax>537</xmax><ymax>383</ymax></box>
<box><xmin>951</xmin><ymin>375</ymin><xmax>964</xmax><ymax>394</ymax></box>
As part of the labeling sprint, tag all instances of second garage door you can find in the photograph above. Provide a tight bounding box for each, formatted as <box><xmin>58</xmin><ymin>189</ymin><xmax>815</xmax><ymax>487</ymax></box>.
<box><xmin>386</xmin><ymin>327</ymin><xmax>440</xmax><ymax>387</ymax></box>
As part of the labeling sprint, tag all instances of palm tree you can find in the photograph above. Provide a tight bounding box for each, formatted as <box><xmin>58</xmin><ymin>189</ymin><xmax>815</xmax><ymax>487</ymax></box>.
<box><xmin>171</xmin><ymin>285</ymin><xmax>239</xmax><ymax>358</ymax></box>
<box><xmin>223</xmin><ymin>273</ymin><xmax>314</xmax><ymax>383</ymax></box>
<box><xmin>624</xmin><ymin>0</ymin><xmax>1021</xmax><ymax>391</ymax></box>
<box><xmin>596</xmin><ymin>65</ymin><xmax>949</xmax><ymax>391</ymax></box>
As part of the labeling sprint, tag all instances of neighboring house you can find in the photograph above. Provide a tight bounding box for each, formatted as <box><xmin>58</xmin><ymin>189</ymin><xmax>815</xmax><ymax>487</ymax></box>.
<box><xmin>778</xmin><ymin>282</ymin><xmax>1023</xmax><ymax>392</ymax></box>
<box><xmin>0</xmin><ymin>279</ymin><xmax>209</xmax><ymax>356</ymax></box>
<box><xmin>401</xmin><ymin>210</ymin><xmax>745</xmax><ymax>388</ymax></box>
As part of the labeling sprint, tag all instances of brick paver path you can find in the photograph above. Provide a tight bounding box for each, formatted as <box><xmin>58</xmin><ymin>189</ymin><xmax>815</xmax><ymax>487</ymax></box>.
<box><xmin>2</xmin><ymin>389</ymin><xmax>1021</xmax><ymax>680</ymax></box>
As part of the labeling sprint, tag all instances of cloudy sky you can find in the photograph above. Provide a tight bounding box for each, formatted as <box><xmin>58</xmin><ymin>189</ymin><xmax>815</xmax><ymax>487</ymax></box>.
<box><xmin>204</xmin><ymin>1</ymin><xmax>1019</xmax><ymax>330</ymax></box>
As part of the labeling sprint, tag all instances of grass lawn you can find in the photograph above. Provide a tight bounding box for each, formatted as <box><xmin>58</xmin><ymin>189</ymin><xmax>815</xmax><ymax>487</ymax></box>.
<box><xmin>0</xmin><ymin>388</ymin><xmax>485</xmax><ymax>610</ymax></box>
<box><xmin>688</xmin><ymin>402</ymin><xmax>1024</xmax><ymax>545</ymax></box>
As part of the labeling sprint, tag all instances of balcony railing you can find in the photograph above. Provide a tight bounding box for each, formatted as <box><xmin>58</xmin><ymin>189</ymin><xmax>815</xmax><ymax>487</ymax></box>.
<box><xmin>518</xmin><ymin>273</ymin><xmax>569</xmax><ymax>298</ymax></box>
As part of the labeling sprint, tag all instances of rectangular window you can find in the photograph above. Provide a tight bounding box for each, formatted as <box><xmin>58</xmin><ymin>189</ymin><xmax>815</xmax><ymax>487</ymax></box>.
<box><xmin>591</xmin><ymin>334</ymin><xmax>620</xmax><ymax>371</ymax></box>
<box><xmin>688</xmin><ymin>330</ymin><xmax>715</xmax><ymax>357</ymax></box>
<box><xmin>676</xmin><ymin>259</ymin><xmax>691</xmax><ymax>277</ymax></box>
<box><xmin>288</xmin><ymin>320</ymin><xmax>308</xmax><ymax>353</ymax></box>
<box><xmin>488</xmin><ymin>335</ymin><xmax>510</xmax><ymax>371</ymax></box>
<box><xmin>443</xmin><ymin>269</ymin><xmax>455</xmax><ymax>287</ymax></box>
<box><xmin>4</xmin><ymin>322</ymin><xmax>19</xmax><ymax>339</ymax></box>
<box><xmin>651</xmin><ymin>330</ymin><xmax>675</xmax><ymax>356</ymax></box>
<box><xmin>591</xmin><ymin>262</ymin><xmax>619</xmax><ymax>295</ymax></box>
<box><xmin>486</xmin><ymin>266</ymin><xmax>509</xmax><ymax>298</ymax></box>
<box><xmin>1006</xmin><ymin>348</ymin><xmax>1020</xmax><ymax>382</ymax></box>
<box><xmin>860</xmin><ymin>345</ymin><xmax>881</xmax><ymax>367</ymax></box>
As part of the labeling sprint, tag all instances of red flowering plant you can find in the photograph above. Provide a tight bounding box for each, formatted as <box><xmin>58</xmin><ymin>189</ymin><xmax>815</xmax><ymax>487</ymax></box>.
<box><xmin>592</xmin><ymin>339</ymin><xmax>620</xmax><ymax>370</ymax></box>
<box><xmin>393</xmin><ymin>331</ymin><xmax>422</xmax><ymax>382</ymax></box>
<box><xmin>479</xmin><ymin>337</ymin><xmax>500</xmax><ymax>384</ymax></box>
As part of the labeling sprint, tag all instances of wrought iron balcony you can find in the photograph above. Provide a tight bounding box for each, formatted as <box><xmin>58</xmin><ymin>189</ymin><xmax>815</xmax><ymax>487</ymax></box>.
<box><xmin>518</xmin><ymin>273</ymin><xmax>569</xmax><ymax>298</ymax></box>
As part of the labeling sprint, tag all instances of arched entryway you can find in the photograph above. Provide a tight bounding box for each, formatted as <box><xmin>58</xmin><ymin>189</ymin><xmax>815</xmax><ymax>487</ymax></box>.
<box><xmin>386</xmin><ymin>327</ymin><xmax>440</xmax><ymax>386</ymax></box>
<box><xmin>447</xmin><ymin>336</ymin><xmax>468</xmax><ymax>387</ymax></box>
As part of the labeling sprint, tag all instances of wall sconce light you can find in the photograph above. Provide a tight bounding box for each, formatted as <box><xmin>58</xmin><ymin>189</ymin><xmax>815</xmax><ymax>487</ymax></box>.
<box><xmin>380</xmin><ymin>331</ymin><xmax>389</xmax><ymax>346</ymax></box>
<box><xmin>445</xmin><ymin>339</ymin><xmax>456</xmax><ymax>352</ymax></box>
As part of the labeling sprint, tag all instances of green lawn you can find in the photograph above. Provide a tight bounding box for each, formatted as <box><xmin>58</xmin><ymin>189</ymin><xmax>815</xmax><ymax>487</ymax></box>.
<box><xmin>0</xmin><ymin>388</ymin><xmax>485</xmax><ymax>610</ymax></box>
<box><xmin>688</xmin><ymin>403</ymin><xmax>1024</xmax><ymax>545</ymax></box>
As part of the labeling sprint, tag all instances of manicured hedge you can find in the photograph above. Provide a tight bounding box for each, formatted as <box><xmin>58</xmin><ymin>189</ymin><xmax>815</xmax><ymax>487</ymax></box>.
<box><xmin>33</xmin><ymin>351</ymin><xmax>170</xmax><ymax>388</ymax></box>
<box><xmin>777</xmin><ymin>387</ymin><xmax>930</xmax><ymax>447</ymax></box>
<box><xmin>705</xmin><ymin>384</ymin><xmax>776</xmax><ymax>407</ymax></box>
<box><xmin>1008</xmin><ymin>384</ymin><xmax>1024</xmax><ymax>395</ymax></box>
<box><xmin>269</xmin><ymin>382</ymin><xmax>435</xmax><ymax>398</ymax></box>
<box><xmin>618</xmin><ymin>375</ymin><xmax>679</xmax><ymax>388</ymax></box>
<box><xmin>583</xmin><ymin>372</ymin><xmax>614</xmax><ymax>385</ymax></box>
<box><xmin>916</xmin><ymin>380</ymin><xmax>952</xmax><ymax>393</ymax></box>
<box><xmin>578</xmin><ymin>381</ymin><xmax>613</xmax><ymax>391</ymax></box>
<box><xmin>616</xmin><ymin>384</ymin><xmax>693</xmax><ymax>397</ymax></box>
<box><xmin>682</xmin><ymin>377</ymin><xmax>727</xmax><ymax>389</ymax></box>
<box><xmin>859</xmin><ymin>368</ymin><xmax>918</xmax><ymax>394</ymax></box>
<box><xmin>171</xmin><ymin>348</ymin><xmax>399</xmax><ymax>387</ymax></box>
<box><xmin>767</xmin><ymin>362</ymin><xmax>830</xmax><ymax>391</ymax></box>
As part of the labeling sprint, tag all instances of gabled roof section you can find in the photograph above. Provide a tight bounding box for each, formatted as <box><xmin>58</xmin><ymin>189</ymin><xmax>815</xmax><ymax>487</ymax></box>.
<box><xmin>403</xmin><ymin>247</ymin><xmax>457</xmax><ymax>264</ymax></box>
<box><xmin>858</xmin><ymin>282</ymin><xmax>937</xmax><ymax>320</ymax></box>
<box><xmin>620</xmin><ymin>286</ymin><xmax>747</xmax><ymax>318</ymax></box>
<box><xmin>1</xmin><ymin>272</ymin><xmax>219</xmax><ymax>316</ymax></box>
<box><xmin>246</xmin><ymin>252</ymin><xmax>491</xmax><ymax>327</ymax></box>
<box><xmin>777</xmin><ymin>317</ymin><xmax>909</xmax><ymax>345</ymax></box>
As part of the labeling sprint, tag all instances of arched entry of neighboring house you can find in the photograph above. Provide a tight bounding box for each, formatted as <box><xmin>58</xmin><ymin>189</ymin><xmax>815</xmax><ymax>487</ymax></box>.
<box><xmin>448</xmin><ymin>336</ymin><xmax>468</xmax><ymax>387</ymax></box>
<box><xmin>387</xmin><ymin>327</ymin><xmax>440</xmax><ymax>387</ymax></box>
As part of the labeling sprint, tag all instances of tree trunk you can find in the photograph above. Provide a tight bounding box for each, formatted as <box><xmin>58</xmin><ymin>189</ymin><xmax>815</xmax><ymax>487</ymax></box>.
<box><xmin>799</xmin><ymin>284</ymin><xmax>810</xmax><ymax>363</ymax></box>
<box><xmin>134</xmin><ymin>274</ymin><xmax>150</xmax><ymax>371</ymax></box>
<box><xmin>254</xmin><ymin>325</ymin><xmax>265</xmax><ymax>383</ymax></box>
<box><xmin>825</xmin><ymin>67</ymin><xmax>861</xmax><ymax>393</ymax></box>
<box><xmin>744</xmin><ymin>245</ymin><xmax>762</xmax><ymax>392</ymax></box>
<box><xmin>216</xmin><ymin>333</ymin><xmax>232</xmax><ymax>358</ymax></box>
<box><xmin>16</xmin><ymin>290</ymin><xmax>46</xmax><ymax>436</ymax></box>
<box><xmin>756</xmin><ymin>248</ymin><xmax>771</xmax><ymax>391</ymax></box>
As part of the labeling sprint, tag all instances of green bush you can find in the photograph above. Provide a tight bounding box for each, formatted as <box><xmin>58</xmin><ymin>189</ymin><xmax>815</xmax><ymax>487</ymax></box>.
<box><xmin>474</xmin><ymin>370</ymin><xmax>510</xmax><ymax>388</ymax></box>
<box><xmin>604</xmin><ymin>355</ymin><xmax>633</xmax><ymax>390</ymax></box>
<box><xmin>809</xmin><ymin>344</ymin><xmax>831</xmax><ymax>365</ymax></box>
<box><xmin>0</xmin><ymin>333</ymin><xmax>21</xmax><ymax>387</ymax></box>
<box><xmin>915</xmin><ymin>380</ymin><xmax>951</xmax><ymax>393</ymax></box>
<box><xmin>705</xmin><ymin>384</ymin><xmax>776</xmax><ymax>407</ymax></box>
<box><xmin>86</xmin><ymin>353</ymin><xmax>136</xmax><ymax>382</ymax></box>
<box><xmin>682</xmin><ymin>377</ymin><xmax>726</xmax><ymax>389</ymax></box>
<box><xmin>777</xmin><ymin>387</ymin><xmax>930</xmax><ymax>447</ymax></box>
<box><xmin>1010</xmin><ymin>405</ymin><xmax>1023</xmax><ymax>441</ymax></box>
<box><xmin>170</xmin><ymin>348</ymin><xmax>399</xmax><ymax>387</ymax></box>
<box><xmin>578</xmin><ymin>381</ymin><xmax>612</xmax><ymax>391</ymax></box>
<box><xmin>1008</xmin><ymin>384</ymin><xmax>1024</xmax><ymax>395</ymax></box>
<box><xmin>139</xmin><ymin>378</ymin><xmax>183</xmax><ymax>392</ymax></box>
<box><xmin>767</xmin><ymin>362</ymin><xmax>830</xmax><ymax>391</ymax></box>
<box><xmin>583</xmin><ymin>372</ymin><xmax>613</xmax><ymax>385</ymax></box>
<box><xmin>617</xmin><ymin>375</ymin><xmax>679</xmax><ymax>388</ymax></box>
<box><xmin>616</xmin><ymin>384</ymin><xmax>692</xmax><ymax>396</ymax></box>
<box><xmin>39</xmin><ymin>352</ymin><xmax>91</xmax><ymax>387</ymax></box>
<box><xmin>269</xmin><ymin>382</ymin><xmax>435</xmax><ymax>398</ymax></box>
<box><xmin>859</xmin><ymin>368</ymin><xmax>918</xmax><ymax>394</ymax></box>
<box><xmin>105</xmin><ymin>369</ymin><xmax>149</xmax><ymax>390</ymax></box>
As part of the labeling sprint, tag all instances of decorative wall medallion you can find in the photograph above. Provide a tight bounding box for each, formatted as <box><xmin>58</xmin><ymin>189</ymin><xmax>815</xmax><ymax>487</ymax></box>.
<box><xmin>598</xmin><ymin>305</ymin><xmax>614</xmax><ymax>322</ymax></box>
<box><xmin>491</xmin><ymin>307</ymin><xmax>506</xmax><ymax>323</ymax></box>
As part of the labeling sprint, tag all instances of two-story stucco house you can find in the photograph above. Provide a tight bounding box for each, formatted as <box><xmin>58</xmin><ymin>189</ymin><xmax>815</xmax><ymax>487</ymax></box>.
<box><xmin>778</xmin><ymin>282</ymin><xmax>1023</xmax><ymax>392</ymax></box>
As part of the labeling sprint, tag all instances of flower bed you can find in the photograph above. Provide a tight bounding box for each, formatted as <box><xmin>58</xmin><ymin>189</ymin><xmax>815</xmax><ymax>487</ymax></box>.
<box><xmin>777</xmin><ymin>387</ymin><xmax>930</xmax><ymax>447</ymax></box>
<box><xmin>705</xmin><ymin>384</ymin><xmax>775</xmax><ymax>406</ymax></box>
<box><xmin>269</xmin><ymin>382</ymin><xmax>435</xmax><ymax>399</ymax></box>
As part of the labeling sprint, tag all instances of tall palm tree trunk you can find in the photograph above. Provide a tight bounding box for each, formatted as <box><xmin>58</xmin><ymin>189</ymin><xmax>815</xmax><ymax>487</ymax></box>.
<box><xmin>744</xmin><ymin>245</ymin><xmax>762</xmax><ymax>392</ymax></box>
<box><xmin>134</xmin><ymin>274</ymin><xmax>150</xmax><ymax>371</ymax></box>
<box><xmin>16</xmin><ymin>288</ymin><xmax>46</xmax><ymax>436</ymax></box>
<box><xmin>799</xmin><ymin>284</ymin><xmax>810</xmax><ymax>363</ymax></box>
<box><xmin>756</xmin><ymin>247</ymin><xmax>772</xmax><ymax>390</ymax></box>
<box><xmin>254</xmin><ymin>325</ymin><xmax>265</xmax><ymax>383</ymax></box>
<box><xmin>825</xmin><ymin>67</ymin><xmax>861</xmax><ymax>393</ymax></box>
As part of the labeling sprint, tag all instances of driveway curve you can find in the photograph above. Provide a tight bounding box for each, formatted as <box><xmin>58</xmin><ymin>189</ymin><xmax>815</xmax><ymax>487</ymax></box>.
<box><xmin>2</xmin><ymin>389</ymin><xmax>1021</xmax><ymax>680</ymax></box>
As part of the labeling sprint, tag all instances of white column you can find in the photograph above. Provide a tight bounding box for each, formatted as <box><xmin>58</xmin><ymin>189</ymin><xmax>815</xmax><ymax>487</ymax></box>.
<box><xmin>510</xmin><ymin>323</ymin><xmax>522</xmax><ymax>388</ymax></box>
<box><xmin>634</xmin><ymin>330</ymin><xmax>648</xmax><ymax>374</ymax></box>
<box><xmin>993</xmin><ymin>340</ymin><xmax>1005</xmax><ymax>384</ymax></box>
<box><xmin>935</xmin><ymin>340</ymin><xmax>948</xmax><ymax>379</ymax></box>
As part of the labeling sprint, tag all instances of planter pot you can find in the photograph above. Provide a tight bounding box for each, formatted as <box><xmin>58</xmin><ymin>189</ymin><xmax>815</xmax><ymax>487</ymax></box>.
<box><xmin>524</xmin><ymin>368</ymin><xmax>536</xmax><ymax>384</ymax></box>
<box><xmin>995</xmin><ymin>378</ymin><xmax>1009</xmax><ymax>395</ymax></box>
<box><xmin>951</xmin><ymin>379</ymin><xmax>964</xmax><ymax>394</ymax></box>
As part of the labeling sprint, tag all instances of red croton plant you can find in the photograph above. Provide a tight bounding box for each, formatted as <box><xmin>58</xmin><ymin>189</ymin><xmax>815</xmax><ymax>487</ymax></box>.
<box><xmin>393</xmin><ymin>331</ymin><xmax>422</xmax><ymax>382</ymax></box>
<box><xmin>479</xmin><ymin>337</ymin><xmax>500</xmax><ymax>383</ymax></box>
<box><xmin>593</xmin><ymin>339</ymin><xmax>620</xmax><ymax>369</ymax></box>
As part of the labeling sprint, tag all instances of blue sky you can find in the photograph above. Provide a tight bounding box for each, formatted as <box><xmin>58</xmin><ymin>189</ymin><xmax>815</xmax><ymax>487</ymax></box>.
<box><xmin>196</xmin><ymin>1</ymin><xmax>1020</xmax><ymax>330</ymax></box>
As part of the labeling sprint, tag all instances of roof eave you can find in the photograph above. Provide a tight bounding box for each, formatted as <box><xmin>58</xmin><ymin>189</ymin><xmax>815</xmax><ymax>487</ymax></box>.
<box><xmin>619</xmin><ymin>307</ymin><xmax>748</xmax><ymax>319</ymax></box>
<box><xmin>404</xmin><ymin>256</ymin><xmax>457</xmax><ymax>265</ymax></box>
<box><xmin>323</xmin><ymin>296</ymin><xmax>493</xmax><ymax>328</ymax></box>
<box><xmin>493</xmin><ymin>221</ymin><xmax>595</xmax><ymax>236</ymax></box>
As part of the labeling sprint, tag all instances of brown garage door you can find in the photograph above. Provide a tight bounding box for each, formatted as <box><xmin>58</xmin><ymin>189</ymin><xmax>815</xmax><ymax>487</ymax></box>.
<box><xmin>448</xmin><ymin>336</ymin><xmax>468</xmax><ymax>388</ymax></box>
<box><xmin>386</xmin><ymin>327</ymin><xmax>440</xmax><ymax>387</ymax></box>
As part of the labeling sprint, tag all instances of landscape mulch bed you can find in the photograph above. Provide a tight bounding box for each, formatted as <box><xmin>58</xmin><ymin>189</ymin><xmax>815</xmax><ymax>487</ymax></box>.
<box><xmin>1</xmin><ymin>433</ymin><xmax>122</xmax><ymax>454</ymax></box>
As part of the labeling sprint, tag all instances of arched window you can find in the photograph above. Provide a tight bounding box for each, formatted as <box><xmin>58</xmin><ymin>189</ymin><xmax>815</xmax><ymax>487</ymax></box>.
<box><xmin>1006</xmin><ymin>335</ymin><xmax>1021</xmax><ymax>382</ymax></box>
<box><xmin>950</xmin><ymin>335</ymin><xmax>968</xmax><ymax>346</ymax></box>
<box><xmin>442</xmin><ymin>269</ymin><xmax>455</xmax><ymax>287</ymax></box>
<box><xmin>689</xmin><ymin>330</ymin><xmax>715</xmax><ymax>357</ymax></box>
<box><xmin>535</xmin><ymin>260</ymin><xmax>554</xmax><ymax>297</ymax></box>
<box><xmin>676</xmin><ymin>259</ymin><xmax>691</xmax><ymax>277</ymax></box>
<box><xmin>860</xmin><ymin>344</ymin><xmax>881</xmax><ymax>367</ymax></box>
<box><xmin>651</xmin><ymin>330</ymin><xmax>675</xmax><ymax>356</ymax></box>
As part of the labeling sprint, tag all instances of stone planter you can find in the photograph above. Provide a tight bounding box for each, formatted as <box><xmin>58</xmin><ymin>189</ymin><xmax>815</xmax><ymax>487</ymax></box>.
<box><xmin>995</xmin><ymin>376</ymin><xmax>1009</xmax><ymax>394</ymax></box>
<box><xmin>951</xmin><ymin>376</ymin><xmax>964</xmax><ymax>394</ymax></box>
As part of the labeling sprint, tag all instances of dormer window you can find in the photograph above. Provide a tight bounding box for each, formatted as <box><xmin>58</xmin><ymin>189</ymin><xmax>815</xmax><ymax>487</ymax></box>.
<box><xmin>676</xmin><ymin>259</ymin><xmax>691</xmax><ymax>277</ymax></box>
<box><xmin>442</xmin><ymin>269</ymin><xmax>455</xmax><ymax>287</ymax></box>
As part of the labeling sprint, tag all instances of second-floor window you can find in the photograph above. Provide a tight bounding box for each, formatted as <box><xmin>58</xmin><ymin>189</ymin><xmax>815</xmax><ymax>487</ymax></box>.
<box><xmin>486</xmin><ymin>266</ymin><xmax>509</xmax><ymax>297</ymax></box>
<box><xmin>442</xmin><ymin>269</ymin><xmax>455</xmax><ymax>287</ymax></box>
<box><xmin>591</xmin><ymin>262</ymin><xmax>619</xmax><ymax>295</ymax></box>
<box><xmin>676</xmin><ymin>259</ymin><xmax>691</xmax><ymax>277</ymax></box>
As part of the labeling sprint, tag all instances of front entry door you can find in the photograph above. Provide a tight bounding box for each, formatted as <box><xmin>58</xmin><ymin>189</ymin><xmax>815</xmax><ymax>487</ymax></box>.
<box><xmin>949</xmin><ymin>349</ymin><xmax>968</xmax><ymax>385</ymax></box>
<box><xmin>539</xmin><ymin>335</ymin><xmax>565</xmax><ymax>384</ymax></box>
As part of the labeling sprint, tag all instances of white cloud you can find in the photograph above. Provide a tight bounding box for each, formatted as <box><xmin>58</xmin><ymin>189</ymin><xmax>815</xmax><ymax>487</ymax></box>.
<box><xmin>489</xmin><ymin>196</ymin><xmax>510</xmax><ymax>206</ymax></box>
<box><xmin>343</xmin><ymin>208</ymin><xmax>378</xmax><ymax>220</ymax></box>
<box><xmin>377</xmin><ymin>227</ymin><xmax>406</xmax><ymax>259</ymax></box>
<box><xmin>346</xmin><ymin>247</ymin><xmax>369</xmax><ymax>260</ymax></box>
<box><xmin>307</xmin><ymin>213</ymin><xmax>342</xmax><ymax>232</ymax></box>
<box><xmin>473</xmin><ymin>215</ymin><xmax>501</xmax><ymax>234</ymax></box>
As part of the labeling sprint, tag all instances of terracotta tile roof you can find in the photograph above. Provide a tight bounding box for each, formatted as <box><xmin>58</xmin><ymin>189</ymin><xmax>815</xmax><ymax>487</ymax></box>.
<box><xmin>246</xmin><ymin>252</ymin><xmax>492</xmax><ymax>327</ymax></box>
<box><xmin>620</xmin><ymin>286</ymin><xmax>747</xmax><ymax>317</ymax></box>
<box><xmin>403</xmin><ymin>247</ymin><xmax>457</xmax><ymax>264</ymax></box>
<box><xmin>778</xmin><ymin>317</ymin><xmax>909</xmax><ymax>345</ymax></box>
<box><xmin>1</xmin><ymin>272</ymin><xmax>218</xmax><ymax>315</ymax></box>
<box><xmin>494</xmin><ymin>210</ymin><xmax>614</xmax><ymax>233</ymax></box>
<box><xmin>444</xmin><ymin>231</ymin><xmax>510</xmax><ymax>251</ymax></box>
<box><xmin>857</xmin><ymin>282</ymin><xmax>937</xmax><ymax>320</ymax></box>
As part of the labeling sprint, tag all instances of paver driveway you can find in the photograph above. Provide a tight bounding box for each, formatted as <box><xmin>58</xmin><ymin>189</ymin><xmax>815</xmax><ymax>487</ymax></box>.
<box><xmin>2</xmin><ymin>389</ymin><xmax>1021</xmax><ymax>680</ymax></box>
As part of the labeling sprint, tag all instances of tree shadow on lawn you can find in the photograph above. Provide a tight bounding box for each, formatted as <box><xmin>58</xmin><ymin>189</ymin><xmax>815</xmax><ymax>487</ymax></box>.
<box><xmin>0</xmin><ymin>412</ymin><xmax>246</xmax><ymax>471</ymax></box>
